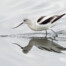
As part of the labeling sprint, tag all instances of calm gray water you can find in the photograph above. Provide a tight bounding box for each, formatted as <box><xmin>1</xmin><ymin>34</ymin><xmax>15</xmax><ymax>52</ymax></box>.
<box><xmin>0</xmin><ymin>0</ymin><xmax>66</xmax><ymax>66</ymax></box>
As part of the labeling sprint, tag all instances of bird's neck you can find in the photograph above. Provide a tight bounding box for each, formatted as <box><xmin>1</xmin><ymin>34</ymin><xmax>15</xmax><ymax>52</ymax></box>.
<box><xmin>27</xmin><ymin>21</ymin><xmax>34</xmax><ymax>26</ymax></box>
<box><xmin>26</xmin><ymin>21</ymin><xmax>37</xmax><ymax>30</ymax></box>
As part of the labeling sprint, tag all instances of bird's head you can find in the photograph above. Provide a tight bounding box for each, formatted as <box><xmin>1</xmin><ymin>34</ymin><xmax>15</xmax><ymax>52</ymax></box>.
<box><xmin>13</xmin><ymin>18</ymin><xmax>31</xmax><ymax>29</ymax></box>
<box><xmin>23</xmin><ymin>19</ymin><xmax>30</xmax><ymax>24</ymax></box>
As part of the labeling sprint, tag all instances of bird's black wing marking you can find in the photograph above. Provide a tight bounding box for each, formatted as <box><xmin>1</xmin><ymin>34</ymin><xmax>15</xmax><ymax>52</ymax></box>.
<box><xmin>37</xmin><ymin>16</ymin><xmax>46</xmax><ymax>23</ymax></box>
<box><xmin>40</xmin><ymin>13</ymin><xmax>66</xmax><ymax>25</ymax></box>
<box><xmin>40</xmin><ymin>16</ymin><xmax>54</xmax><ymax>24</ymax></box>
<box><xmin>51</xmin><ymin>13</ymin><xmax>66</xmax><ymax>23</ymax></box>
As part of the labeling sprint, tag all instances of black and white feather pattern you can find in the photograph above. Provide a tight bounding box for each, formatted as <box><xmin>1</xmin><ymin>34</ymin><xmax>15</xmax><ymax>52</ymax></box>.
<box><xmin>37</xmin><ymin>13</ymin><xmax>65</xmax><ymax>25</ymax></box>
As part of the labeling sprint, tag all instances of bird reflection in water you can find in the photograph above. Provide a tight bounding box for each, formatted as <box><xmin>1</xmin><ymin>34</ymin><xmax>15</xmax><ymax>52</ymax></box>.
<box><xmin>13</xmin><ymin>37</ymin><xmax>66</xmax><ymax>54</ymax></box>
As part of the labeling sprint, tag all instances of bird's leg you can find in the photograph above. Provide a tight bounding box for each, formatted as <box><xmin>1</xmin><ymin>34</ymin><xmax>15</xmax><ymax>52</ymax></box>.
<box><xmin>51</xmin><ymin>29</ymin><xmax>58</xmax><ymax>37</ymax></box>
<box><xmin>45</xmin><ymin>30</ymin><xmax>47</xmax><ymax>37</ymax></box>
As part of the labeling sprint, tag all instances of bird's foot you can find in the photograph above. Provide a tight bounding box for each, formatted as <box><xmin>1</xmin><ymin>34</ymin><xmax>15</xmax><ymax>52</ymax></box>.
<box><xmin>51</xmin><ymin>34</ymin><xmax>58</xmax><ymax>41</ymax></box>
<box><xmin>55</xmin><ymin>34</ymin><xmax>58</xmax><ymax>37</ymax></box>
<box><xmin>45</xmin><ymin>36</ymin><xmax>47</xmax><ymax>39</ymax></box>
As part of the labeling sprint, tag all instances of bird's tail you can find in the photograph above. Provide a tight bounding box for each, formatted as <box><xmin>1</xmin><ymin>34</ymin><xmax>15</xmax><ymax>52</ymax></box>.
<box><xmin>62</xmin><ymin>48</ymin><xmax>66</xmax><ymax>50</ymax></box>
<box><xmin>60</xmin><ymin>13</ymin><xmax>66</xmax><ymax>17</ymax></box>
<box><xmin>52</xmin><ymin>13</ymin><xmax>66</xmax><ymax>23</ymax></box>
<box><xmin>59</xmin><ymin>13</ymin><xmax>66</xmax><ymax>19</ymax></box>
<box><xmin>58</xmin><ymin>46</ymin><xmax>66</xmax><ymax>50</ymax></box>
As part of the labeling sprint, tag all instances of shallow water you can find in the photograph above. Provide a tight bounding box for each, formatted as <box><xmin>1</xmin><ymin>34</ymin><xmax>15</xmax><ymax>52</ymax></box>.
<box><xmin>0</xmin><ymin>0</ymin><xmax>66</xmax><ymax>66</ymax></box>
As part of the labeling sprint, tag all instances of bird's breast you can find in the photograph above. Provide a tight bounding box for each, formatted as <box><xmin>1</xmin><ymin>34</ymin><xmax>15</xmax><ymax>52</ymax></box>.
<box><xmin>28</xmin><ymin>23</ymin><xmax>49</xmax><ymax>31</ymax></box>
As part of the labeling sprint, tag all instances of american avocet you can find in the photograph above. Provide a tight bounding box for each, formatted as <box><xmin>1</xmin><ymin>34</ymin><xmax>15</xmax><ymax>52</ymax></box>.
<box><xmin>13</xmin><ymin>13</ymin><xmax>66</xmax><ymax>37</ymax></box>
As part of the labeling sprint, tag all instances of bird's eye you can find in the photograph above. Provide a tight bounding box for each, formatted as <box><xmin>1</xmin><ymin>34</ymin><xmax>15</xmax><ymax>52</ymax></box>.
<box><xmin>24</xmin><ymin>20</ymin><xmax>26</xmax><ymax>22</ymax></box>
<box><xmin>24</xmin><ymin>19</ymin><xmax>27</xmax><ymax>22</ymax></box>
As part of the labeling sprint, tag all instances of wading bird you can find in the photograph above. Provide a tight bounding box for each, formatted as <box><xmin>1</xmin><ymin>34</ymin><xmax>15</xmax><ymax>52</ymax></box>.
<box><xmin>13</xmin><ymin>13</ymin><xmax>66</xmax><ymax>37</ymax></box>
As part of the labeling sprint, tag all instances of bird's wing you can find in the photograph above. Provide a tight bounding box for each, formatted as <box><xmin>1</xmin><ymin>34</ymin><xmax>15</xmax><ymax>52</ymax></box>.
<box><xmin>51</xmin><ymin>13</ymin><xmax>65</xmax><ymax>23</ymax></box>
<box><xmin>40</xmin><ymin>13</ymin><xmax>66</xmax><ymax>25</ymax></box>
<box><xmin>37</xmin><ymin>16</ymin><xmax>46</xmax><ymax>23</ymax></box>
<box><xmin>39</xmin><ymin>16</ymin><xmax>56</xmax><ymax>24</ymax></box>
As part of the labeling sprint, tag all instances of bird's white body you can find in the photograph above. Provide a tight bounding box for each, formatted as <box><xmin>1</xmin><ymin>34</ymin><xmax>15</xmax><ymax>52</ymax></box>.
<box><xmin>25</xmin><ymin>20</ymin><xmax>56</xmax><ymax>31</ymax></box>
